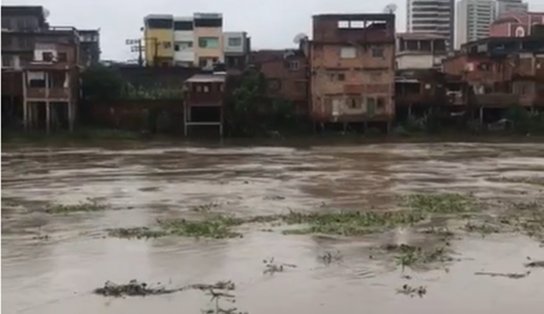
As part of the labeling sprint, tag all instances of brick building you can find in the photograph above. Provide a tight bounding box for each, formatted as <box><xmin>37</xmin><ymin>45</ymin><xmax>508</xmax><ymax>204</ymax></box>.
<box><xmin>490</xmin><ymin>11</ymin><xmax>544</xmax><ymax>38</ymax></box>
<box><xmin>2</xmin><ymin>5</ymin><xmax>100</xmax><ymax>131</ymax></box>
<box><xmin>443</xmin><ymin>36</ymin><xmax>544</xmax><ymax>122</ymax></box>
<box><xmin>250</xmin><ymin>49</ymin><xmax>308</xmax><ymax>115</ymax></box>
<box><xmin>308</xmin><ymin>14</ymin><xmax>396</xmax><ymax>130</ymax></box>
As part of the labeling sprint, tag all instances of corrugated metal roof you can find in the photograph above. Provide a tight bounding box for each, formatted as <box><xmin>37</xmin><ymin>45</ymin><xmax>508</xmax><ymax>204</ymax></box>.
<box><xmin>186</xmin><ymin>74</ymin><xmax>226</xmax><ymax>83</ymax></box>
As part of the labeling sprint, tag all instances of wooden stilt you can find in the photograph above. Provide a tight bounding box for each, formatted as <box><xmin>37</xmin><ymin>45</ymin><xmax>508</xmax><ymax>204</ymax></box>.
<box><xmin>46</xmin><ymin>102</ymin><xmax>51</xmax><ymax>133</ymax></box>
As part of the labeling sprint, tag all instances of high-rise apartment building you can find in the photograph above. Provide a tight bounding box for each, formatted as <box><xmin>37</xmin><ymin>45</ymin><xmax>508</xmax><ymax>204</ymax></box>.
<box><xmin>495</xmin><ymin>0</ymin><xmax>528</xmax><ymax>19</ymax></box>
<box><xmin>456</xmin><ymin>0</ymin><xmax>496</xmax><ymax>49</ymax></box>
<box><xmin>407</xmin><ymin>0</ymin><xmax>455</xmax><ymax>50</ymax></box>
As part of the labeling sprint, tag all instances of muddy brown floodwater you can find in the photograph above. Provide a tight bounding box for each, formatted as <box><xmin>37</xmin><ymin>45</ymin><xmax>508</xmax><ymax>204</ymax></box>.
<box><xmin>2</xmin><ymin>140</ymin><xmax>544</xmax><ymax>314</ymax></box>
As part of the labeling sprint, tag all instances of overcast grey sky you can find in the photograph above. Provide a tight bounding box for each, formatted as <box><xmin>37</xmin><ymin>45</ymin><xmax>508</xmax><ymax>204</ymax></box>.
<box><xmin>4</xmin><ymin>0</ymin><xmax>544</xmax><ymax>61</ymax></box>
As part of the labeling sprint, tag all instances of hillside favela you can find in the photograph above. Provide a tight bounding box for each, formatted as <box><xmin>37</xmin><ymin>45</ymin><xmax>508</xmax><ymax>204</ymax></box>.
<box><xmin>2</xmin><ymin>1</ymin><xmax>544</xmax><ymax>314</ymax></box>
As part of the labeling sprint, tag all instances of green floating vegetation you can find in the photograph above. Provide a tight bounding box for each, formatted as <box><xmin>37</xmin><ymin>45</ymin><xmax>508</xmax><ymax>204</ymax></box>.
<box><xmin>463</xmin><ymin>222</ymin><xmax>501</xmax><ymax>235</ymax></box>
<box><xmin>281</xmin><ymin>210</ymin><xmax>426</xmax><ymax>236</ymax></box>
<box><xmin>158</xmin><ymin>216</ymin><xmax>243</xmax><ymax>239</ymax></box>
<box><xmin>405</xmin><ymin>193</ymin><xmax>476</xmax><ymax>214</ymax></box>
<box><xmin>108</xmin><ymin>227</ymin><xmax>167</xmax><ymax>239</ymax></box>
<box><xmin>46</xmin><ymin>199</ymin><xmax>107</xmax><ymax>214</ymax></box>
<box><xmin>387</xmin><ymin>244</ymin><xmax>452</xmax><ymax>270</ymax></box>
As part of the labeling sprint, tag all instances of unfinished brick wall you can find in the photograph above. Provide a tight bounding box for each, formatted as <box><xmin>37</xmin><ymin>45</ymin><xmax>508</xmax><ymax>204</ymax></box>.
<box><xmin>310</xmin><ymin>14</ymin><xmax>395</xmax><ymax>123</ymax></box>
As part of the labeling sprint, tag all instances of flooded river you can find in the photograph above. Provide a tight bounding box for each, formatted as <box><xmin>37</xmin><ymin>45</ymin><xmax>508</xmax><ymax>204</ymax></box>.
<box><xmin>2</xmin><ymin>141</ymin><xmax>544</xmax><ymax>313</ymax></box>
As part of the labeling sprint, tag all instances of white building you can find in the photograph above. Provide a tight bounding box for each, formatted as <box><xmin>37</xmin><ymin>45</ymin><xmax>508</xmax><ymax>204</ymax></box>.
<box><xmin>495</xmin><ymin>0</ymin><xmax>528</xmax><ymax>19</ymax></box>
<box><xmin>406</xmin><ymin>0</ymin><xmax>455</xmax><ymax>50</ymax></box>
<box><xmin>456</xmin><ymin>0</ymin><xmax>497</xmax><ymax>49</ymax></box>
<box><xmin>173</xmin><ymin>16</ymin><xmax>195</xmax><ymax>67</ymax></box>
<box><xmin>396</xmin><ymin>33</ymin><xmax>448</xmax><ymax>70</ymax></box>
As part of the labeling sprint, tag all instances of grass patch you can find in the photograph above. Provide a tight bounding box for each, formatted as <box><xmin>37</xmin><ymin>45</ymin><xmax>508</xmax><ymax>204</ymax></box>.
<box><xmin>281</xmin><ymin>210</ymin><xmax>426</xmax><ymax>236</ymax></box>
<box><xmin>405</xmin><ymin>193</ymin><xmax>476</xmax><ymax>214</ymax></box>
<box><xmin>46</xmin><ymin>199</ymin><xmax>106</xmax><ymax>214</ymax></box>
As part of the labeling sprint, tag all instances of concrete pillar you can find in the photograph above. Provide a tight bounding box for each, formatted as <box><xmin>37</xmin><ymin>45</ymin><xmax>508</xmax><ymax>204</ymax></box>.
<box><xmin>479</xmin><ymin>106</ymin><xmax>484</xmax><ymax>126</ymax></box>
<box><xmin>183</xmin><ymin>103</ymin><xmax>188</xmax><ymax>137</ymax></box>
<box><xmin>23</xmin><ymin>101</ymin><xmax>28</xmax><ymax>131</ymax></box>
<box><xmin>408</xmin><ymin>104</ymin><xmax>413</xmax><ymax>120</ymax></box>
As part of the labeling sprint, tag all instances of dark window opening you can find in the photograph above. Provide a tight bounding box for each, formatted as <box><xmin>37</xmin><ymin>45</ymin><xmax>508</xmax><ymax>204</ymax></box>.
<box><xmin>338</xmin><ymin>73</ymin><xmax>345</xmax><ymax>81</ymax></box>
<box><xmin>57</xmin><ymin>52</ymin><xmax>67</xmax><ymax>62</ymax></box>
<box><xmin>147</xmin><ymin>18</ymin><xmax>173</xmax><ymax>29</ymax></box>
<box><xmin>42</xmin><ymin>52</ymin><xmax>53</xmax><ymax>62</ymax></box>
<box><xmin>174</xmin><ymin>44</ymin><xmax>179</xmax><ymax>51</ymax></box>
<box><xmin>372</xmin><ymin>47</ymin><xmax>384</xmax><ymax>58</ymax></box>
<box><xmin>194</xmin><ymin>18</ymin><xmax>222</xmax><ymax>28</ymax></box>
<box><xmin>377</xmin><ymin>97</ymin><xmax>385</xmax><ymax>110</ymax></box>
<box><xmin>174</xmin><ymin>21</ymin><xmax>193</xmax><ymax>30</ymax></box>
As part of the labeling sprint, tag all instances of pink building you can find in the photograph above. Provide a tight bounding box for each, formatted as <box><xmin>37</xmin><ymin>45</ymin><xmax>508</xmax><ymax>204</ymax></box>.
<box><xmin>490</xmin><ymin>12</ymin><xmax>544</xmax><ymax>37</ymax></box>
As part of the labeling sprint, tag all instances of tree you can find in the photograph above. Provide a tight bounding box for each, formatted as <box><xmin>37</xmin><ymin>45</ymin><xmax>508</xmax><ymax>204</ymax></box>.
<box><xmin>81</xmin><ymin>65</ymin><xmax>124</xmax><ymax>102</ymax></box>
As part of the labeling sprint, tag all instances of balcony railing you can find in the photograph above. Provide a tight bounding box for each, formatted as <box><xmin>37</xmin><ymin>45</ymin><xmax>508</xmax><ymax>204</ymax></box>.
<box><xmin>26</xmin><ymin>87</ymin><xmax>71</xmax><ymax>100</ymax></box>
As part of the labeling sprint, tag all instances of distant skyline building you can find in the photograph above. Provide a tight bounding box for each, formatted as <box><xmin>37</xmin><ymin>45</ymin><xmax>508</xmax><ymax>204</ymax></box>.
<box><xmin>406</xmin><ymin>0</ymin><xmax>455</xmax><ymax>50</ymax></box>
<box><xmin>456</xmin><ymin>0</ymin><xmax>496</xmax><ymax>49</ymax></box>
<box><xmin>495</xmin><ymin>0</ymin><xmax>529</xmax><ymax>19</ymax></box>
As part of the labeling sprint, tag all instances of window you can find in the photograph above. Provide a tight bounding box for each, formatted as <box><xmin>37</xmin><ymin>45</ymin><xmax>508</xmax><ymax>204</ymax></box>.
<box><xmin>350</xmin><ymin>20</ymin><xmax>365</xmax><ymax>28</ymax></box>
<box><xmin>57</xmin><ymin>52</ymin><xmax>67</xmax><ymax>62</ymax></box>
<box><xmin>348</xmin><ymin>97</ymin><xmax>360</xmax><ymax>109</ymax></box>
<box><xmin>372</xmin><ymin>47</ymin><xmax>384</xmax><ymax>58</ymax></box>
<box><xmin>175</xmin><ymin>41</ymin><xmax>193</xmax><ymax>51</ymax></box>
<box><xmin>338</xmin><ymin>73</ymin><xmax>345</xmax><ymax>81</ymax></box>
<box><xmin>198</xmin><ymin>37</ymin><xmax>219</xmax><ymax>48</ymax></box>
<box><xmin>19</xmin><ymin>37</ymin><xmax>32</xmax><ymax>49</ymax></box>
<box><xmin>163</xmin><ymin>42</ymin><xmax>172</xmax><ymax>49</ymax></box>
<box><xmin>377</xmin><ymin>97</ymin><xmax>385</xmax><ymax>110</ymax></box>
<box><xmin>288</xmin><ymin>60</ymin><xmax>300</xmax><ymax>71</ymax></box>
<box><xmin>340</xmin><ymin>46</ymin><xmax>356</xmax><ymax>59</ymax></box>
<box><xmin>2</xmin><ymin>55</ymin><xmax>13</xmax><ymax>67</ymax></box>
<box><xmin>2</xmin><ymin>36</ymin><xmax>12</xmax><ymax>48</ymax></box>
<box><xmin>174</xmin><ymin>21</ymin><xmax>193</xmax><ymax>31</ymax></box>
<box><xmin>338</xmin><ymin>20</ymin><xmax>350</xmax><ymax>28</ymax></box>
<box><xmin>203</xmin><ymin>84</ymin><xmax>210</xmax><ymax>93</ymax></box>
<box><xmin>228</xmin><ymin>37</ymin><xmax>242</xmax><ymax>47</ymax></box>
<box><xmin>2</xmin><ymin>17</ymin><xmax>11</xmax><ymax>29</ymax></box>
<box><xmin>28</xmin><ymin>71</ymin><xmax>46</xmax><ymax>87</ymax></box>
<box><xmin>42</xmin><ymin>52</ymin><xmax>53</xmax><ymax>62</ymax></box>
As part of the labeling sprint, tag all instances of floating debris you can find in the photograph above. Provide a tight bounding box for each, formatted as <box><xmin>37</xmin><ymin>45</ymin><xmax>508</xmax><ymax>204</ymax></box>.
<box><xmin>525</xmin><ymin>261</ymin><xmax>544</xmax><ymax>268</ymax></box>
<box><xmin>94</xmin><ymin>280</ymin><xmax>235</xmax><ymax>298</ymax></box>
<box><xmin>263</xmin><ymin>258</ymin><xmax>297</xmax><ymax>275</ymax></box>
<box><xmin>397</xmin><ymin>284</ymin><xmax>427</xmax><ymax>298</ymax></box>
<box><xmin>318</xmin><ymin>250</ymin><xmax>342</xmax><ymax>265</ymax></box>
<box><xmin>94</xmin><ymin>280</ymin><xmax>176</xmax><ymax>297</ymax></box>
<box><xmin>474</xmin><ymin>271</ymin><xmax>530</xmax><ymax>279</ymax></box>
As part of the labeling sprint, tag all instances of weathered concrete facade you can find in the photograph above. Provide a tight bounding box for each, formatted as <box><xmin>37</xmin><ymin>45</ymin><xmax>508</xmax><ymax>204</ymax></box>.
<box><xmin>309</xmin><ymin>14</ymin><xmax>396</xmax><ymax>128</ymax></box>
<box><xmin>250</xmin><ymin>49</ymin><xmax>308</xmax><ymax>114</ymax></box>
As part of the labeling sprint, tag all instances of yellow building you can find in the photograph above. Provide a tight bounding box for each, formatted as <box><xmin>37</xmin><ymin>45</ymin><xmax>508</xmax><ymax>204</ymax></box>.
<box><xmin>143</xmin><ymin>14</ymin><xmax>174</xmax><ymax>66</ymax></box>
